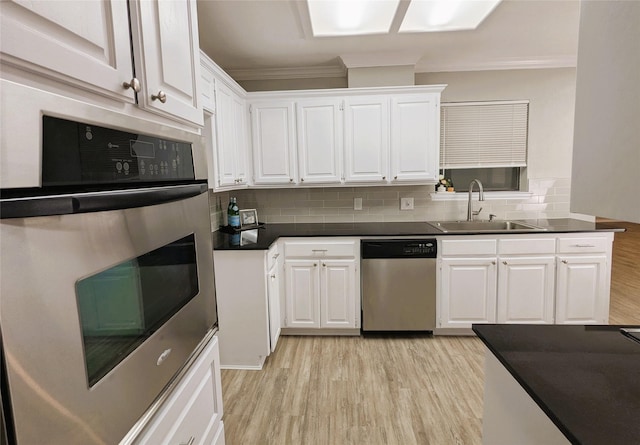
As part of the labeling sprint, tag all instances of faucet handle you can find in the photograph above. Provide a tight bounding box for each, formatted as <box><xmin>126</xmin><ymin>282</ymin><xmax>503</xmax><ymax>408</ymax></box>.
<box><xmin>472</xmin><ymin>207</ymin><xmax>483</xmax><ymax>216</ymax></box>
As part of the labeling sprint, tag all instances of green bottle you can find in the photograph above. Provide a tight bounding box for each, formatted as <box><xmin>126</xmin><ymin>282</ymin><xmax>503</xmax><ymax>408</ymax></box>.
<box><xmin>227</xmin><ymin>197</ymin><xmax>240</xmax><ymax>228</ymax></box>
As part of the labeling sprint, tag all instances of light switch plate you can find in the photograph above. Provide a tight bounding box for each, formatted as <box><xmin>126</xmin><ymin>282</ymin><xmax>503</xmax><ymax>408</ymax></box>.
<box><xmin>401</xmin><ymin>197</ymin><xmax>414</xmax><ymax>210</ymax></box>
<box><xmin>354</xmin><ymin>197</ymin><xmax>363</xmax><ymax>210</ymax></box>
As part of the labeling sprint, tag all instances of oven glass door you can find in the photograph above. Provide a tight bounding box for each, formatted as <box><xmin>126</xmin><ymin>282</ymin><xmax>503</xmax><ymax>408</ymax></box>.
<box><xmin>77</xmin><ymin>234</ymin><xmax>199</xmax><ymax>387</ymax></box>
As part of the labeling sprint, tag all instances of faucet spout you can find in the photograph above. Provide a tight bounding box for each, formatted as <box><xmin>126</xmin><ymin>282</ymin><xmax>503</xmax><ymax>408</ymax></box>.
<box><xmin>467</xmin><ymin>179</ymin><xmax>485</xmax><ymax>221</ymax></box>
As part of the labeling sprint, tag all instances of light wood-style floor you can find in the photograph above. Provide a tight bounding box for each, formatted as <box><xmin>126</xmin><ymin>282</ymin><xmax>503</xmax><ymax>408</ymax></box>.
<box><xmin>221</xmin><ymin>224</ymin><xmax>640</xmax><ymax>444</ymax></box>
<box><xmin>222</xmin><ymin>335</ymin><xmax>485</xmax><ymax>445</ymax></box>
<box><xmin>606</xmin><ymin>221</ymin><xmax>640</xmax><ymax>325</ymax></box>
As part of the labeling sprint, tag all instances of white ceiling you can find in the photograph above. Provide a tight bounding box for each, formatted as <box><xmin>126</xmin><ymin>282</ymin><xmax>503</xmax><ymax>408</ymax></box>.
<box><xmin>197</xmin><ymin>0</ymin><xmax>580</xmax><ymax>81</ymax></box>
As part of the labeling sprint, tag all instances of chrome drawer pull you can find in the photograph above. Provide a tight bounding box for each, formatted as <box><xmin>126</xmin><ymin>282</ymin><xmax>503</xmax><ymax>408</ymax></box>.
<box><xmin>572</xmin><ymin>244</ymin><xmax>596</xmax><ymax>248</ymax></box>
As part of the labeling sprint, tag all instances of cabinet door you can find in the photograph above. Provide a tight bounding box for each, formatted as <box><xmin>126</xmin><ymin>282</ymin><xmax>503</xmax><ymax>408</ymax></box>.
<box><xmin>0</xmin><ymin>0</ymin><xmax>133</xmax><ymax>102</ymax></box>
<box><xmin>200</xmin><ymin>62</ymin><xmax>216</xmax><ymax>113</ymax></box>
<box><xmin>556</xmin><ymin>255</ymin><xmax>608</xmax><ymax>324</ymax></box>
<box><xmin>343</xmin><ymin>96</ymin><xmax>389</xmax><ymax>183</ymax></box>
<box><xmin>130</xmin><ymin>0</ymin><xmax>203</xmax><ymax>125</ymax></box>
<box><xmin>251</xmin><ymin>101</ymin><xmax>297</xmax><ymax>185</ymax></box>
<box><xmin>284</xmin><ymin>260</ymin><xmax>321</xmax><ymax>328</ymax></box>
<box><xmin>215</xmin><ymin>82</ymin><xmax>247</xmax><ymax>188</ymax></box>
<box><xmin>439</xmin><ymin>258</ymin><xmax>497</xmax><ymax>329</ymax></box>
<box><xmin>320</xmin><ymin>260</ymin><xmax>356</xmax><ymax>329</ymax></box>
<box><xmin>296</xmin><ymin>99</ymin><xmax>342</xmax><ymax>184</ymax></box>
<box><xmin>497</xmin><ymin>257</ymin><xmax>555</xmax><ymax>324</ymax></box>
<box><xmin>390</xmin><ymin>94</ymin><xmax>440</xmax><ymax>182</ymax></box>
<box><xmin>267</xmin><ymin>262</ymin><xmax>281</xmax><ymax>352</ymax></box>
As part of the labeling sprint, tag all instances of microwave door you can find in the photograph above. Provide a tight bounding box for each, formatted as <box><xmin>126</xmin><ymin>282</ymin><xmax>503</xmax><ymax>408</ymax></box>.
<box><xmin>0</xmin><ymin>187</ymin><xmax>216</xmax><ymax>445</ymax></box>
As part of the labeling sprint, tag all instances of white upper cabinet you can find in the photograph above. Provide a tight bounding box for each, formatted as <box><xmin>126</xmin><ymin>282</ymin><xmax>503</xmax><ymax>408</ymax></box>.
<box><xmin>390</xmin><ymin>93</ymin><xmax>440</xmax><ymax>182</ymax></box>
<box><xmin>0</xmin><ymin>0</ymin><xmax>133</xmax><ymax>102</ymax></box>
<box><xmin>250</xmin><ymin>101</ymin><xmax>297</xmax><ymax>185</ymax></box>
<box><xmin>343</xmin><ymin>96</ymin><xmax>389</xmax><ymax>183</ymax></box>
<box><xmin>1</xmin><ymin>0</ymin><xmax>202</xmax><ymax>126</ymax></box>
<box><xmin>296</xmin><ymin>98</ymin><xmax>343</xmax><ymax>184</ymax></box>
<box><xmin>200</xmin><ymin>60</ymin><xmax>216</xmax><ymax>113</ymax></box>
<box><xmin>129</xmin><ymin>0</ymin><xmax>203</xmax><ymax>125</ymax></box>
<box><xmin>215</xmin><ymin>81</ymin><xmax>248</xmax><ymax>188</ymax></box>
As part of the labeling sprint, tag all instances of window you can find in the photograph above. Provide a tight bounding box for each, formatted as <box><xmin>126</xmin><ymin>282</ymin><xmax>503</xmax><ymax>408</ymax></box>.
<box><xmin>440</xmin><ymin>101</ymin><xmax>529</xmax><ymax>192</ymax></box>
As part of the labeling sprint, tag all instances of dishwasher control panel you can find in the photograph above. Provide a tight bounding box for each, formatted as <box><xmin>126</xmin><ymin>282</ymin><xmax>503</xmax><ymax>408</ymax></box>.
<box><xmin>361</xmin><ymin>239</ymin><xmax>437</xmax><ymax>259</ymax></box>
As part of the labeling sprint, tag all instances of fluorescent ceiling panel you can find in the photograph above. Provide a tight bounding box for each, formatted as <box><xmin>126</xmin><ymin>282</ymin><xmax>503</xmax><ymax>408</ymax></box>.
<box><xmin>399</xmin><ymin>0</ymin><xmax>502</xmax><ymax>33</ymax></box>
<box><xmin>308</xmin><ymin>0</ymin><xmax>401</xmax><ymax>36</ymax></box>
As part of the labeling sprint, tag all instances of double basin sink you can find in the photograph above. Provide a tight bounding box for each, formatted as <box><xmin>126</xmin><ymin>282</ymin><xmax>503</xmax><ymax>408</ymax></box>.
<box><xmin>427</xmin><ymin>220</ymin><xmax>546</xmax><ymax>233</ymax></box>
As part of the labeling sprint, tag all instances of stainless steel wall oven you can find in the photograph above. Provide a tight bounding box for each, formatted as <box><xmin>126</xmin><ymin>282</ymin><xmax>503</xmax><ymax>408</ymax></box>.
<box><xmin>0</xmin><ymin>109</ymin><xmax>217</xmax><ymax>444</ymax></box>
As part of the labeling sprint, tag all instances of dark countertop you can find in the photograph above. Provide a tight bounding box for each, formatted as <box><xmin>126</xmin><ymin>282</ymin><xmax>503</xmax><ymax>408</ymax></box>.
<box><xmin>212</xmin><ymin>218</ymin><xmax>623</xmax><ymax>250</ymax></box>
<box><xmin>473</xmin><ymin>324</ymin><xmax>640</xmax><ymax>445</ymax></box>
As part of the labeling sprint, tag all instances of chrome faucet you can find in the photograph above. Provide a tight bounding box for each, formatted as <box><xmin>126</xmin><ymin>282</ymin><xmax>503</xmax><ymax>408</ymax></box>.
<box><xmin>467</xmin><ymin>179</ymin><xmax>485</xmax><ymax>221</ymax></box>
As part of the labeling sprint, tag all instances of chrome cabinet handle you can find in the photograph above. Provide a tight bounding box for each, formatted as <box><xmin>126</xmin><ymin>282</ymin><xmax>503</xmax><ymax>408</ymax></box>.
<box><xmin>152</xmin><ymin>90</ymin><xmax>167</xmax><ymax>103</ymax></box>
<box><xmin>562</xmin><ymin>260</ymin><xmax>568</xmax><ymax>264</ymax></box>
<box><xmin>322</xmin><ymin>263</ymin><xmax>326</xmax><ymax>267</ymax></box>
<box><xmin>382</xmin><ymin>176</ymin><xmax>386</xmax><ymax>180</ymax></box>
<box><xmin>273</xmin><ymin>253</ymin><xmax>280</xmax><ymax>259</ymax></box>
<box><xmin>491</xmin><ymin>261</ymin><xmax>496</xmax><ymax>265</ymax></box>
<box><xmin>289</xmin><ymin>178</ymin><xmax>293</xmax><ymax>182</ymax></box>
<box><xmin>301</xmin><ymin>178</ymin><xmax>305</xmax><ymax>182</ymax></box>
<box><xmin>122</xmin><ymin>78</ymin><xmax>141</xmax><ymax>92</ymax></box>
<box><xmin>394</xmin><ymin>176</ymin><xmax>398</xmax><ymax>180</ymax></box>
<box><xmin>314</xmin><ymin>263</ymin><xmax>317</xmax><ymax>267</ymax></box>
<box><xmin>271</xmin><ymin>274</ymin><xmax>276</xmax><ymax>279</ymax></box>
<box><xmin>312</xmin><ymin>249</ymin><xmax>328</xmax><ymax>253</ymax></box>
<box><xmin>502</xmin><ymin>261</ymin><xmax>507</xmax><ymax>265</ymax></box>
<box><xmin>572</xmin><ymin>244</ymin><xmax>595</xmax><ymax>248</ymax></box>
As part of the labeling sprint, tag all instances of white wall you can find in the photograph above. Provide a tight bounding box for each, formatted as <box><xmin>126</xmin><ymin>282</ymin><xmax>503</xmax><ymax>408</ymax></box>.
<box><xmin>417</xmin><ymin>68</ymin><xmax>577</xmax><ymax>180</ymax></box>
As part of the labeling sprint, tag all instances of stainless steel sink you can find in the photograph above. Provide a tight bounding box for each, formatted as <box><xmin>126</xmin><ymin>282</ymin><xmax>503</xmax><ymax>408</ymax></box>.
<box><xmin>427</xmin><ymin>220</ymin><xmax>546</xmax><ymax>233</ymax></box>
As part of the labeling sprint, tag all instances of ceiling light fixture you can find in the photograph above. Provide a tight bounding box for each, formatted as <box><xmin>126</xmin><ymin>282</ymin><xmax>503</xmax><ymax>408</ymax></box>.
<box><xmin>307</xmin><ymin>0</ymin><xmax>401</xmax><ymax>36</ymax></box>
<box><xmin>306</xmin><ymin>0</ymin><xmax>502</xmax><ymax>37</ymax></box>
<box><xmin>399</xmin><ymin>0</ymin><xmax>502</xmax><ymax>33</ymax></box>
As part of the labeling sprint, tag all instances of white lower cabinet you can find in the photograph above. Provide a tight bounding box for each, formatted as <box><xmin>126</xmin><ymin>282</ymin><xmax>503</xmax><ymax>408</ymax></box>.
<box><xmin>133</xmin><ymin>334</ymin><xmax>224</xmax><ymax>445</ymax></box>
<box><xmin>497</xmin><ymin>256</ymin><xmax>555</xmax><ymax>324</ymax></box>
<box><xmin>283</xmin><ymin>239</ymin><xmax>360</xmax><ymax>332</ymax></box>
<box><xmin>213</xmin><ymin>249</ymin><xmax>274</xmax><ymax>369</ymax></box>
<box><xmin>440</xmin><ymin>257</ymin><xmax>497</xmax><ymax>329</ymax></box>
<box><xmin>437</xmin><ymin>233</ymin><xmax>613</xmax><ymax>332</ymax></box>
<box><xmin>555</xmin><ymin>255</ymin><xmax>608</xmax><ymax>324</ymax></box>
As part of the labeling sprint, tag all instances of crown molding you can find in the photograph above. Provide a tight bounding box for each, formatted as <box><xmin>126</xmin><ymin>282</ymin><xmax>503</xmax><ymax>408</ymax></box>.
<box><xmin>417</xmin><ymin>55</ymin><xmax>577</xmax><ymax>73</ymax></box>
<box><xmin>226</xmin><ymin>65</ymin><xmax>347</xmax><ymax>81</ymax></box>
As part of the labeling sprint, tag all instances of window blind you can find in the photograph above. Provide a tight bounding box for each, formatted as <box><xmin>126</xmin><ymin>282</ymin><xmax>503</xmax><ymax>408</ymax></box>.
<box><xmin>440</xmin><ymin>101</ymin><xmax>529</xmax><ymax>169</ymax></box>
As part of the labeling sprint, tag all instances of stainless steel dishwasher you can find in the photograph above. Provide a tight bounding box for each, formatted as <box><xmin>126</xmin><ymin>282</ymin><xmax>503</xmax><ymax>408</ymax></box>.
<box><xmin>361</xmin><ymin>239</ymin><xmax>437</xmax><ymax>332</ymax></box>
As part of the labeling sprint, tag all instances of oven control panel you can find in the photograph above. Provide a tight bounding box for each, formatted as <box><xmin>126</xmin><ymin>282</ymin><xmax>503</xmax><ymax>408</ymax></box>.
<box><xmin>42</xmin><ymin>116</ymin><xmax>195</xmax><ymax>186</ymax></box>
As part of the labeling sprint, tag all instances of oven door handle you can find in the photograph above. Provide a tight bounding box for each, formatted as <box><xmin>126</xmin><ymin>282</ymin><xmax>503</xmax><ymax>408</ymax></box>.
<box><xmin>1</xmin><ymin>183</ymin><xmax>207</xmax><ymax>219</ymax></box>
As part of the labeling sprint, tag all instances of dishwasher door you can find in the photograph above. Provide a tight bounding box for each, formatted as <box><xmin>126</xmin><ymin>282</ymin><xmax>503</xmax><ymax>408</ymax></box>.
<box><xmin>362</xmin><ymin>258</ymin><xmax>437</xmax><ymax>331</ymax></box>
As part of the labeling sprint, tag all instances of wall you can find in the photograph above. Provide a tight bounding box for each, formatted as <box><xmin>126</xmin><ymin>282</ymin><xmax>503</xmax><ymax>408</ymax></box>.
<box><xmin>212</xmin><ymin>68</ymin><xmax>581</xmax><ymax>226</ymax></box>
<box><xmin>417</xmin><ymin>68</ymin><xmax>577</xmax><ymax>180</ymax></box>
<box><xmin>570</xmin><ymin>1</ymin><xmax>640</xmax><ymax>223</ymax></box>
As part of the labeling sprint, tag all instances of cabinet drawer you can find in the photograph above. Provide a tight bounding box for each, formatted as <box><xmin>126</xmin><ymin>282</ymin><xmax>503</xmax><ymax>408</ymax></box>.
<box><xmin>284</xmin><ymin>241</ymin><xmax>357</xmax><ymax>258</ymax></box>
<box><xmin>441</xmin><ymin>239</ymin><xmax>497</xmax><ymax>256</ymax></box>
<box><xmin>134</xmin><ymin>335</ymin><xmax>223</xmax><ymax>445</ymax></box>
<box><xmin>499</xmin><ymin>238</ymin><xmax>556</xmax><ymax>255</ymax></box>
<box><xmin>557</xmin><ymin>237</ymin><xmax>609</xmax><ymax>253</ymax></box>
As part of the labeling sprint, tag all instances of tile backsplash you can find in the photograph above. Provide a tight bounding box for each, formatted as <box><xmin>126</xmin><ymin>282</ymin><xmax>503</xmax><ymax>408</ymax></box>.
<box><xmin>210</xmin><ymin>178</ymin><xmax>581</xmax><ymax>230</ymax></box>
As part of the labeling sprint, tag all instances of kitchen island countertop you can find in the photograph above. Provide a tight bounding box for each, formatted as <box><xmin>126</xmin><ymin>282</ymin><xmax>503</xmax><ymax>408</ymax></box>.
<box><xmin>473</xmin><ymin>324</ymin><xmax>640</xmax><ymax>445</ymax></box>
<box><xmin>212</xmin><ymin>218</ymin><xmax>624</xmax><ymax>250</ymax></box>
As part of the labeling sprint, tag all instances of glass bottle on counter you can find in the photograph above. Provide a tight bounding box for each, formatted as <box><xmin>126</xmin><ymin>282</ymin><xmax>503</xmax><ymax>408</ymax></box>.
<box><xmin>227</xmin><ymin>197</ymin><xmax>240</xmax><ymax>228</ymax></box>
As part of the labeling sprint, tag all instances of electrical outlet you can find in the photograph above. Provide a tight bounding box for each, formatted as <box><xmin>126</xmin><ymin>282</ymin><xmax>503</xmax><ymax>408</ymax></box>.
<box><xmin>401</xmin><ymin>197</ymin><xmax>414</xmax><ymax>210</ymax></box>
<box><xmin>354</xmin><ymin>197</ymin><xmax>363</xmax><ymax>210</ymax></box>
